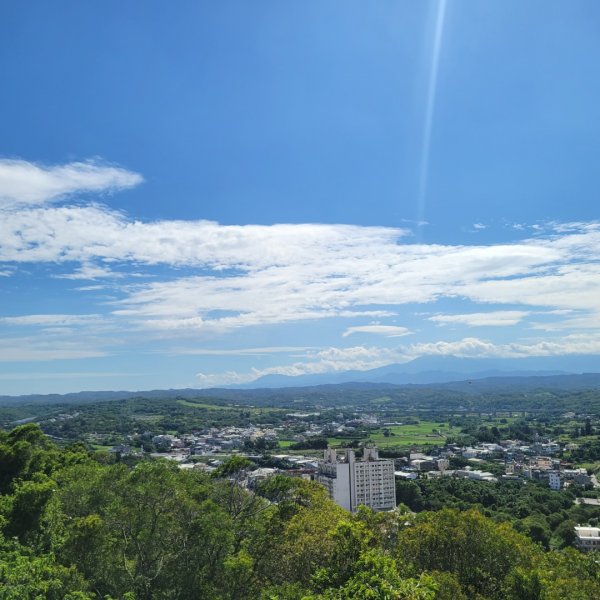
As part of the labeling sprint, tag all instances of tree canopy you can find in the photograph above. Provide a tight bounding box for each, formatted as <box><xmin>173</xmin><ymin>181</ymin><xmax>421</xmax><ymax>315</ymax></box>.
<box><xmin>0</xmin><ymin>424</ymin><xmax>599</xmax><ymax>599</ymax></box>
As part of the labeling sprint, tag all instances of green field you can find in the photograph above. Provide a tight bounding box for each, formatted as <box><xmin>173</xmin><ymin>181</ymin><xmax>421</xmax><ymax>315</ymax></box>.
<box><xmin>325</xmin><ymin>420</ymin><xmax>463</xmax><ymax>449</ymax></box>
<box><xmin>176</xmin><ymin>400</ymin><xmax>238</xmax><ymax>410</ymax></box>
<box><xmin>176</xmin><ymin>400</ymin><xmax>286</xmax><ymax>418</ymax></box>
<box><xmin>277</xmin><ymin>440</ymin><xmax>295</xmax><ymax>448</ymax></box>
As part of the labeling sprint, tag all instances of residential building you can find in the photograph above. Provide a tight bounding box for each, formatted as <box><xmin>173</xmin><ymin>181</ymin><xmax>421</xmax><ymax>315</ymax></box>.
<box><xmin>548</xmin><ymin>471</ymin><xmax>561</xmax><ymax>490</ymax></box>
<box><xmin>574</xmin><ymin>526</ymin><xmax>600</xmax><ymax>551</ymax></box>
<box><xmin>411</xmin><ymin>458</ymin><xmax>436</xmax><ymax>471</ymax></box>
<box><xmin>316</xmin><ymin>446</ymin><xmax>396</xmax><ymax>512</ymax></box>
<box><xmin>436</xmin><ymin>458</ymin><xmax>450</xmax><ymax>472</ymax></box>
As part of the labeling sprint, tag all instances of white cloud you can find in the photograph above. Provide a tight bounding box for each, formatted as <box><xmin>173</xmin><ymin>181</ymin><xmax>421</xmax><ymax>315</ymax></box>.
<box><xmin>429</xmin><ymin>311</ymin><xmax>530</xmax><ymax>327</ymax></box>
<box><xmin>2</xmin><ymin>159</ymin><xmax>600</xmax><ymax>353</ymax></box>
<box><xmin>342</xmin><ymin>325</ymin><xmax>412</xmax><ymax>337</ymax></box>
<box><xmin>195</xmin><ymin>345</ymin><xmax>405</xmax><ymax>386</ymax></box>
<box><xmin>195</xmin><ymin>333</ymin><xmax>600</xmax><ymax>387</ymax></box>
<box><xmin>109</xmin><ymin>235</ymin><xmax>562</xmax><ymax>333</ymax></box>
<box><xmin>4</xmin><ymin>197</ymin><xmax>600</xmax><ymax>336</ymax></box>
<box><xmin>0</xmin><ymin>159</ymin><xmax>142</xmax><ymax>207</ymax></box>
<box><xmin>0</xmin><ymin>371</ymin><xmax>141</xmax><ymax>381</ymax></box>
<box><xmin>195</xmin><ymin>371</ymin><xmax>255</xmax><ymax>387</ymax></box>
<box><xmin>75</xmin><ymin>284</ymin><xmax>111</xmax><ymax>291</ymax></box>
<box><xmin>459</xmin><ymin>264</ymin><xmax>600</xmax><ymax>312</ymax></box>
<box><xmin>0</xmin><ymin>339</ymin><xmax>108</xmax><ymax>362</ymax></box>
<box><xmin>0</xmin><ymin>204</ymin><xmax>407</xmax><ymax>267</ymax></box>
<box><xmin>55</xmin><ymin>263</ymin><xmax>124</xmax><ymax>280</ymax></box>
<box><xmin>529</xmin><ymin>311</ymin><xmax>600</xmax><ymax>332</ymax></box>
<box><xmin>406</xmin><ymin>334</ymin><xmax>600</xmax><ymax>360</ymax></box>
<box><xmin>0</xmin><ymin>314</ymin><xmax>102</xmax><ymax>327</ymax></box>
<box><xmin>406</xmin><ymin>337</ymin><xmax>508</xmax><ymax>359</ymax></box>
<box><xmin>171</xmin><ymin>346</ymin><xmax>315</xmax><ymax>356</ymax></box>
<box><xmin>0</xmin><ymin>315</ymin><xmax>122</xmax><ymax>362</ymax></box>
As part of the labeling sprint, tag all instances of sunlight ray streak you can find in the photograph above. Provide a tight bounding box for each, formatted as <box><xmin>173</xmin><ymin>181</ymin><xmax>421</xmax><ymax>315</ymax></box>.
<box><xmin>417</xmin><ymin>0</ymin><xmax>448</xmax><ymax>236</ymax></box>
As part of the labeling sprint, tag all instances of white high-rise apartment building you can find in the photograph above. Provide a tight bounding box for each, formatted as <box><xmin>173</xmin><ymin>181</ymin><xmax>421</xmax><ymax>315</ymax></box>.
<box><xmin>316</xmin><ymin>446</ymin><xmax>396</xmax><ymax>512</ymax></box>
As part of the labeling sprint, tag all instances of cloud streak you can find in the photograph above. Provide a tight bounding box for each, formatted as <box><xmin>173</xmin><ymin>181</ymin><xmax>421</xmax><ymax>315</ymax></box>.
<box><xmin>0</xmin><ymin>159</ymin><xmax>142</xmax><ymax>207</ymax></box>
<box><xmin>2</xmin><ymin>158</ymin><xmax>600</xmax><ymax>382</ymax></box>
<box><xmin>0</xmin><ymin>314</ymin><xmax>103</xmax><ymax>327</ymax></box>
<box><xmin>429</xmin><ymin>311</ymin><xmax>530</xmax><ymax>327</ymax></box>
<box><xmin>343</xmin><ymin>325</ymin><xmax>412</xmax><ymax>337</ymax></box>
<box><xmin>0</xmin><ymin>338</ymin><xmax>109</xmax><ymax>361</ymax></box>
<box><xmin>195</xmin><ymin>333</ymin><xmax>600</xmax><ymax>387</ymax></box>
<box><xmin>2</xmin><ymin>193</ymin><xmax>600</xmax><ymax>337</ymax></box>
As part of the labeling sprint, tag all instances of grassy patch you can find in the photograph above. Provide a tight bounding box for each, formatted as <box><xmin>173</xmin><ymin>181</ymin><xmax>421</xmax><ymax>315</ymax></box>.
<box><xmin>367</xmin><ymin>421</ymin><xmax>461</xmax><ymax>448</ymax></box>
<box><xmin>277</xmin><ymin>440</ymin><xmax>295</xmax><ymax>448</ymax></box>
<box><xmin>176</xmin><ymin>400</ymin><xmax>237</xmax><ymax>410</ymax></box>
<box><xmin>89</xmin><ymin>443</ymin><xmax>112</xmax><ymax>451</ymax></box>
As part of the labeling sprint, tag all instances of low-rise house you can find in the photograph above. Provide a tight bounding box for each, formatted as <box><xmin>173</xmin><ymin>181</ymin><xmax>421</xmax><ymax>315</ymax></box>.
<box><xmin>395</xmin><ymin>471</ymin><xmax>418</xmax><ymax>480</ymax></box>
<box><xmin>411</xmin><ymin>458</ymin><xmax>436</xmax><ymax>471</ymax></box>
<box><xmin>574</xmin><ymin>526</ymin><xmax>600</xmax><ymax>551</ymax></box>
<box><xmin>109</xmin><ymin>444</ymin><xmax>139</xmax><ymax>457</ymax></box>
<box><xmin>436</xmin><ymin>458</ymin><xmax>450</xmax><ymax>472</ymax></box>
<box><xmin>152</xmin><ymin>434</ymin><xmax>175</xmax><ymax>448</ymax></box>
<box><xmin>462</xmin><ymin>448</ymin><xmax>478</xmax><ymax>459</ymax></box>
<box><xmin>247</xmin><ymin>467</ymin><xmax>278</xmax><ymax>488</ymax></box>
<box><xmin>453</xmin><ymin>469</ymin><xmax>497</xmax><ymax>482</ymax></box>
<box><xmin>563</xmin><ymin>468</ymin><xmax>592</xmax><ymax>487</ymax></box>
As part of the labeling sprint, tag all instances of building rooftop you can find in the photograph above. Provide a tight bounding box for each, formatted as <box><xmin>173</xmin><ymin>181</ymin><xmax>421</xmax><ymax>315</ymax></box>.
<box><xmin>575</xmin><ymin>526</ymin><xmax>600</xmax><ymax>539</ymax></box>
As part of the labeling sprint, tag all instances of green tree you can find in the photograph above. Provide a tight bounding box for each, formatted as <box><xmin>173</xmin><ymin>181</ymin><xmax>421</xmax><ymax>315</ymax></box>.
<box><xmin>395</xmin><ymin>480</ymin><xmax>423</xmax><ymax>511</ymax></box>
<box><xmin>515</xmin><ymin>515</ymin><xmax>551</xmax><ymax>549</ymax></box>
<box><xmin>0</xmin><ymin>536</ymin><xmax>91</xmax><ymax>600</ymax></box>
<box><xmin>550</xmin><ymin>519</ymin><xmax>577</xmax><ymax>549</ymax></box>
<box><xmin>308</xmin><ymin>550</ymin><xmax>439</xmax><ymax>600</ymax></box>
<box><xmin>0</xmin><ymin>424</ymin><xmax>60</xmax><ymax>494</ymax></box>
<box><xmin>396</xmin><ymin>509</ymin><xmax>538</xmax><ymax>598</ymax></box>
<box><xmin>57</xmin><ymin>461</ymin><xmax>233</xmax><ymax>599</ymax></box>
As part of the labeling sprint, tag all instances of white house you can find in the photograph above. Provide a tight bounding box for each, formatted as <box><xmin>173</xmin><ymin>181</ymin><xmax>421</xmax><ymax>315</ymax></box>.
<box><xmin>574</xmin><ymin>526</ymin><xmax>600</xmax><ymax>551</ymax></box>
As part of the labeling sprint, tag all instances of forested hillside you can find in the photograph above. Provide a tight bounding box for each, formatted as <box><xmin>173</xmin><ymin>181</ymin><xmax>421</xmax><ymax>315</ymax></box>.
<box><xmin>0</xmin><ymin>423</ymin><xmax>599</xmax><ymax>599</ymax></box>
<box><xmin>3</xmin><ymin>374</ymin><xmax>600</xmax><ymax>415</ymax></box>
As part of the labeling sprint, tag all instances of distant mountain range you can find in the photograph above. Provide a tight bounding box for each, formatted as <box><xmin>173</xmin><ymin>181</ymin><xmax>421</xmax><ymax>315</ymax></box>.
<box><xmin>232</xmin><ymin>354</ymin><xmax>600</xmax><ymax>388</ymax></box>
<box><xmin>1</xmin><ymin>354</ymin><xmax>600</xmax><ymax>406</ymax></box>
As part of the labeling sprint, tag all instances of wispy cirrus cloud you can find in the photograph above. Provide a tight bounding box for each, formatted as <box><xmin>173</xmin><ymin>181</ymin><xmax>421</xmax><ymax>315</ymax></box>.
<box><xmin>460</xmin><ymin>264</ymin><xmax>600</xmax><ymax>311</ymax></box>
<box><xmin>0</xmin><ymin>337</ymin><xmax>109</xmax><ymax>361</ymax></box>
<box><xmin>171</xmin><ymin>346</ymin><xmax>315</xmax><ymax>356</ymax></box>
<box><xmin>0</xmin><ymin>371</ymin><xmax>142</xmax><ymax>381</ymax></box>
<box><xmin>429</xmin><ymin>310</ymin><xmax>530</xmax><ymax>327</ymax></box>
<box><xmin>0</xmin><ymin>203</ymin><xmax>406</xmax><ymax>267</ymax></box>
<box><xmin>0</xmin><ymin>158</ymin><xmax>142</xmax><ymax>207</ymax></box>
<box><xmin>3</xmin><ymin>158</ymin><xmax>600</xmax><ymax>380</ymax></box>
<box><xmin>109</xmin><ymin>231</ymin><xmax>592</xmax><ymax>335</ymax></box>
<box><xmin>0</xmin><ymin>314</ymin><xmax>103</xmax><ymax>327</ymax></box>
<box><xmin>54</xmin><ymin>263</ymin><xmax>124</xmax><ymax>280</ymax></box>
<box><xmin>342</xmin><ymin>325</ymin><xmax>412</xmax><ymax>337</ymax></box>
<box><xmin>3</xmin><ymin>191</ymin><xmax>600</xmax><ymax>336</ymax></box>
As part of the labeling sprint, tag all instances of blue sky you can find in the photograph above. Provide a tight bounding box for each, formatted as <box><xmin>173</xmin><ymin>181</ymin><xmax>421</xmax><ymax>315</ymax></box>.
<box><xmin>1</xmin><ymin>0</ymin><xmax>600</xmax><ymax>394</ymax></box>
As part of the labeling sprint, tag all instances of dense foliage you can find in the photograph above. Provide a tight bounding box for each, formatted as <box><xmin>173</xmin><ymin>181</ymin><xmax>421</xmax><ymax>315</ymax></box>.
<box><xmin>1</xmin><ymin>424</ymin><xmax>599</xmax><ymax>599</ymax></box>
<box><xmin>396</xmin><ymin>477</ymin><xmax>600</xmax><ymax>550</ymax></box>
